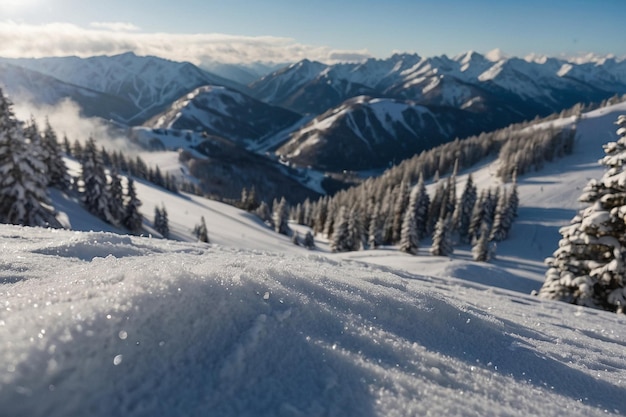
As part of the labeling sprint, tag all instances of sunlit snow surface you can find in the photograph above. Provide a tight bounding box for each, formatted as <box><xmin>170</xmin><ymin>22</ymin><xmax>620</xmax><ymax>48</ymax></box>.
<box><xmin>0</xmin><ymin>225</ymin><xmax>625</xmax><ymax>416</ymax></box>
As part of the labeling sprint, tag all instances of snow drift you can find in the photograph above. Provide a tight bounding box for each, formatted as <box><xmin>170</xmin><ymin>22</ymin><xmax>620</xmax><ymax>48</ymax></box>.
<box><xmin>0</xmin><ymin>225</ymin><xmax>624</xmax><ymax>416</ymax></box>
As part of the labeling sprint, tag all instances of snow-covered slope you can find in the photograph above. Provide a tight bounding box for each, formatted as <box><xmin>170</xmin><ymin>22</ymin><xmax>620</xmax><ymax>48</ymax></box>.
<box><xmin>0</xmin><ymin>224</ymin><xmax>625</xmax><ymax>417</ymax></box>
<box><xmin>146</xmin><ymin>85</ymin><xmax>302</xmax><ymax>145</ymax></box>
<box><xmin>0</xmin><ymin>52</ymin><xmax>246</xmax><ymax>124</ymax></box>
<box><xmin>276</xmin><ymin>95</ymin><xmax>490</xmax><ymax>171</ymax></box>
<box><xmin>2</xmin><ymin>102</ymin><xmax>626</xmax><ymax>416</ymax></box>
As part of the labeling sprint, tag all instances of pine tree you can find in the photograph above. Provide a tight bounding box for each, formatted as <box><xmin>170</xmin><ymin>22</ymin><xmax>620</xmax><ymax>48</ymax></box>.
<box><xmin>430</xmin><ymin>216</ymin><xmax>453</xmax><ymax>257</ymax></box>
<box><xmin>391</xmin><ymin>181</ymin><xmax>409</xmax><ymax>243</ymax></box>
<box><xmin>41</xmin><ymin>120</ymin><xmax>70</xmax><ymax>189</ymax></box>
<box><xmin>330</xmin><ymin>206</ymin><xmax>351</xmax><ymax>252</ymax></box>
<box><xmin>367</xmin><ymin>202</ymin><xmax>382</xmax><ymax>249</ymax></box>
<box><xmin>194</xmin><ymin>215</ymin><xmax>209</xmax><ymax>243</ymax></box>
<box><xmin>273</xmin><ymin>197</ymin><xmax>290</xmax><ymax>235</ymax></box>
<box><xmin>81</xmin><ymin>138</ymin><xmax>114</xmax><ymax>224</ymax></box>
<box><xmin>255</xmin><ymin>201</ymin><xmax>272</xmax><ymax>224</ymax></box>
<box><xmin>472</xmin><ymin>225</ymin><xmax>492</xmax><ymax>262</ymax></box>
<box><xmin>123</xmin><ymin>178</ymin><xmax>143</xmax><ymax>234</ymax></box>
<box><xmin>107</xmin><ymin>170</ymin><xmax>126</xmax><ymax>226</ymax></box>
<box><xmin>399</xmin><ymin>184</ymin><xmax>420</xmax><ymax>255</ymax></box>
<box><xmin>408</xmin><ymin>174</ymin><xmax>426</xmax><ymax>241</ymax></box>
<box><xmin>489</xmin><ymin>187</ymin><xmax>511</xmax><ymax>242</ymax></box>
<box><xmin>347</xmin><ymin>207</ymin><xmax>365</xmax><ymax>251</ymax></box>
<box><xmin>154</xmin><ymin>204</ymin><xmax>170</xmax><ymax>239</ymax></box>
<box><xmin>455</xmin><ymin>174</ymin><xmax>478</xmax><ymax>243</ymax></box>
<box><xmin>540</xmin><ymin>115</ymin><xmax>626</xmax><ymax>313</ymax></box>
<box><xmin>0</xmin><ymin>91</ymin><xmax>61</xmax><ymax>228</ymax></box>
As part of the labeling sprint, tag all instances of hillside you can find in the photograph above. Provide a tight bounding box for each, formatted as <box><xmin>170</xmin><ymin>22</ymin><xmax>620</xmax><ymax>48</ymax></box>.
<box><xmin>1</xmin><ymin>95</ymin><xmax>625</xmax><ymax>417</ymax></box>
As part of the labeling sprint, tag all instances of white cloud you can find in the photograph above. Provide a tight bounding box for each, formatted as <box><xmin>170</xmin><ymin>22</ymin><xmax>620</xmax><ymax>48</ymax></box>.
<box><xmin>0</xmin><ymin>21</ymin><xmax>372</xmax><ymax>65</ymax></box>
<box><xmin>89</xmin><ymin>22</ymin><xmax>141</xmax><ymax>32</ymax></box>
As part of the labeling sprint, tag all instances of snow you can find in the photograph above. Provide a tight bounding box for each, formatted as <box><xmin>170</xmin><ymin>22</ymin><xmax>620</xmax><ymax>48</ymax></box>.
<box><xmin>2</xmin><ymin>102</ymin><xmax>626</xmax><ymax>415</ymax></box>
<box><xmin>1</xmin><ymin>225</ymin><xmax>626</xmax><ymax>417</ymax></box>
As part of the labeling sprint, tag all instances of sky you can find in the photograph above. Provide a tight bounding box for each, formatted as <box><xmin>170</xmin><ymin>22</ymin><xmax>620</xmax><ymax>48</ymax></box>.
<box><xmin>0</xmin><ymin>0</ymin><xmax>624</xmax><ymax>65</ymax></box>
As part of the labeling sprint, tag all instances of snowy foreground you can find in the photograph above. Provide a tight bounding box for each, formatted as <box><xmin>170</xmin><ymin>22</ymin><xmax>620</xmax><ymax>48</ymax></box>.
<box><xmin>1</xmin><ymin>225</ymin><xmax>625</xmax><ymax>416</ymax></box>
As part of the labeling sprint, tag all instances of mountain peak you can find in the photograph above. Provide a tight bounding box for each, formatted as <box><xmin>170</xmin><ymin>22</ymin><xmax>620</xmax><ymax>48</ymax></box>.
<box><xmin>485</xmin><ymin>48</ymin><xmax>508</xmax><ymax>62</ymax></box>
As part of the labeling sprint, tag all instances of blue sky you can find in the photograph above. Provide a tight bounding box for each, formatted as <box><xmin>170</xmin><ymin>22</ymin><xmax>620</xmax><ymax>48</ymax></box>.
<box><xmin>0</xmin><ymin>0</ymin><xmax>623</xmax><ymax>63</ymax></box>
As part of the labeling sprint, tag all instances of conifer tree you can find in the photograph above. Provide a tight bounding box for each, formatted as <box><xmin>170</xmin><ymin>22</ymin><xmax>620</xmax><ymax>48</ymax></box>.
<box><xmin>330</xmin><ymin>206</ymin><xmax>351</xmax><ymax>252</ymax></box>
<box><xmin>391</xmin><ymin>181</ymin><xmax>409</xmax><ymax>243</ymax></box>
<box><xmin>255</xmin><ymin>201</ymin><xmax>272</xmax><ymax>224</ymax></box>
<box><xmin>194</xmin><ymin>215</ymin><xmax>209</xmax><ymax>243</ymax></box>
<box><xmin>81</xmin><ymin>138</ymin><xmax>114</xmax><ymax>224</ymax></box>
<box><xmin>154</xmin><ymin>204</ymin><xmax>170</xmax><ymax>239</ymax></box>
<box><xmin>455</xmin><ymin>174</ymin><xmax>478</xmax><ymax>243</ymax></box>
<box><xmin>367</xmin><ymin>202</ymin><xmax>383</xmax><ymax>249</ymax></box>
<box><xmin>414</xmin><ymin>172</ymin><xmax>430</xmax><ymax>240</ymax></box>
<box><xmin>0</xmin><ymin>91</ymin><xmax>61</xmax><ymax>228</ymax></box>
<box><xmin>273</xmin><ymin>197</ymin><xmax>290</xmax><ymax>235</ymax></box>
<box><xmin>540</xmin><ymin>115</ymin><xmax>626</xmax><ymax>313</ymax></box>
<box><xmin>347</xmin><ymin>207</ymin><xmax>365</xmax><ymax>251</ymax></box>
<box><xmin>291</xmin><ymin>230</ymin><xmax>300</xmax><ymax>246</ymax></box>
<box><xmin>489</xmin><ymin>187</ymin><xmax>511</xmax><ymax>242</ymax></box>
<box><xmin>472</xmin><ymin>225</ymin><xmax>492</xmax><ymax>262</ymax></box>
<box><xmin>123</xmin><ymin>178</ymin><xmax>143</xmax><ymax>234</ymax></box>
<box><xmin>108</xmin><ymin>170</ymin><xmax>126</xmax><ymax>226</ymax></box>
<box><xmin>430</xmin><ymin>216</ymin><xmax>453</xmax><ymax>257</ymax></box>
<box><xmin>41</xmin><ymin>120</ymin><xmax>70</xmax><ymax>190</ymax></box>
<box><xmin>399</xmin><ymin>184</ymin><xmax>420</xmax><ymax>255</ymax></box>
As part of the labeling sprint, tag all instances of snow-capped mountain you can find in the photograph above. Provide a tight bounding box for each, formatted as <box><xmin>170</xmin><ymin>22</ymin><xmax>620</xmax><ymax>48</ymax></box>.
<box><xmin>146</xmin><ymin>85</ymin><xmax>302</xmax><ymax>146</ymax></box>
<box><xmin>276</xmin><ymin>96</ymin><xmax>491</xmax><ymax>171</ymax></box>
<box><xmin>250</xmin><ymin>52</ymin><xmax>625</xmax><ymax>120</ymax></box>
<box><xmin>0</xmin><ymin>52</ymin><xmax>246</xmax><ymax>124</ymax></box>
<box><xmin>0</xmin><ymin>62</ymin><xmax>138</xmax><ymax>121</ymax></box>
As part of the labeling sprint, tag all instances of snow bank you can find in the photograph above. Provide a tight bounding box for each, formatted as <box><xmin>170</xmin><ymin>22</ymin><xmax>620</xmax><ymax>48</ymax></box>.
<box><xmin>0</xmin><ymin>225</ymin><xmax>624</xmax><ymax>416</ymax></box>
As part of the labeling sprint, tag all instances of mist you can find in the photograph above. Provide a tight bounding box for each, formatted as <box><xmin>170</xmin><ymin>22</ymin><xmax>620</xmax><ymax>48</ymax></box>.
<box><xmin>12</xmin><ymin>97</ymin><xmax>141</xmax><ymax>154</ymax></box>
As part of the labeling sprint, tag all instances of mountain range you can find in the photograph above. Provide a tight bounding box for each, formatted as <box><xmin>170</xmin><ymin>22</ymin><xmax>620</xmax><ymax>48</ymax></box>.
<box><xmin>1</xmin><ymin>51</ymin><xmax>625</xmax><ymax>193</ymax></box>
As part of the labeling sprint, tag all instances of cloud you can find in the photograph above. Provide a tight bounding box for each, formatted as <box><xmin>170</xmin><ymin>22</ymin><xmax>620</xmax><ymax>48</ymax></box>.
<box><xmin>0</xmin><ymin>21</ymin><xmax>372</xmax><ymax>65</ymax></box>
<box><xmin>12</xmin><ymin>97</ymin><xmax>140</xmax><ymax>154</ymax></box>
<box><xmin>89</xmin><ymin>22</ymin><xmax>141</xmax><ymax>32</ymax></box>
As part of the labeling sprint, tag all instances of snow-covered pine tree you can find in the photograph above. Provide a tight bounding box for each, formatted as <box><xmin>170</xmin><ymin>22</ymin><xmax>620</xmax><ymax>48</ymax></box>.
<box><xmin>123</xmin><ymin>178</ymin><xmax>143</xmax><ymax>234</ymax></box>
<box><xmin>347</xmin><ymin>207</ymin><xmax>365</xmax><ymax>251</ymax></box>
<box><xmin>330</xmin><ymin>206</ymin><xmax>351</xmax><ymax>252</ymax></box>
<box><xmin>41</xmin><ymin>120</ymin><xmax>70</xmax><ymax>190</ymax></box>
<box><xmin>81</xmin><ymin>138</ymin><xmax>114</xmax><ymax>224</ymax></box>
<box><xmin>467</xmin><ymin>189</ymin><xmax>487</xmax><ymax>243</ymax></box>
<box><xmin>430</xmin><ymin>216</ymin><xmax>453</xmax><ymax>257</ymax></box>
<box><xmin>472</xmin><ymin>224</ymin><xmax>492</xmax><ymax>262</ymax></box>
<box><xmin>399</xmin><ymin>184</ymin><xmax>420</xmax><ymax>255</ymax></box>
<box><xmin>427</xmin><ymin>179</ymin><xmax>445</xmax><ymax>234</ymax></box>
<box><xmin>273</xmin><ymin>197</ymin><xmax>290</xmax><ymax>235</ymax></box>
<box><xmin>540</xmin><ymin>115</ymin><xmax>626</xmax><ymax>313</ymax></box>
<box><xmin>0</xmin><ymin>91</ymin><xmax>61</xmax><ymax>228</ymax></box>
<box><xmin>291</xmin><ymin>231</ymin><xmax>300</xmax><ymax>246</ymax></box>
<box><xmin>489</xmin><ymin>187</ymin><xmax>511</xmax><ymax>242</ymax></box>
<box><xmin>107</xmin><ymin>170</ymin><xmax>126</xmax><ymax>226</ymax></box>
<box><xmin>414</xmin><ymin>171</ymin><xmax>430</xmax><ymax>240</ymax></box>
<box><xmin>367</xmin><ymin>202</ymin><xmax>383</xmax><ymax>249</ymax></box>
<box><xmin>255</xmin><ymin>201</ymin><xmax>271</xmax><ymax>224</ymax></box>
<box><xmin>391</xmin><ymin>181</ymin><xmax>409</xmax><ymax>243</ymax></box>
<box><xmin>455</xmin><ymin>174</ymin><xmax>478</xmax><ymax>243</ymax></box>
